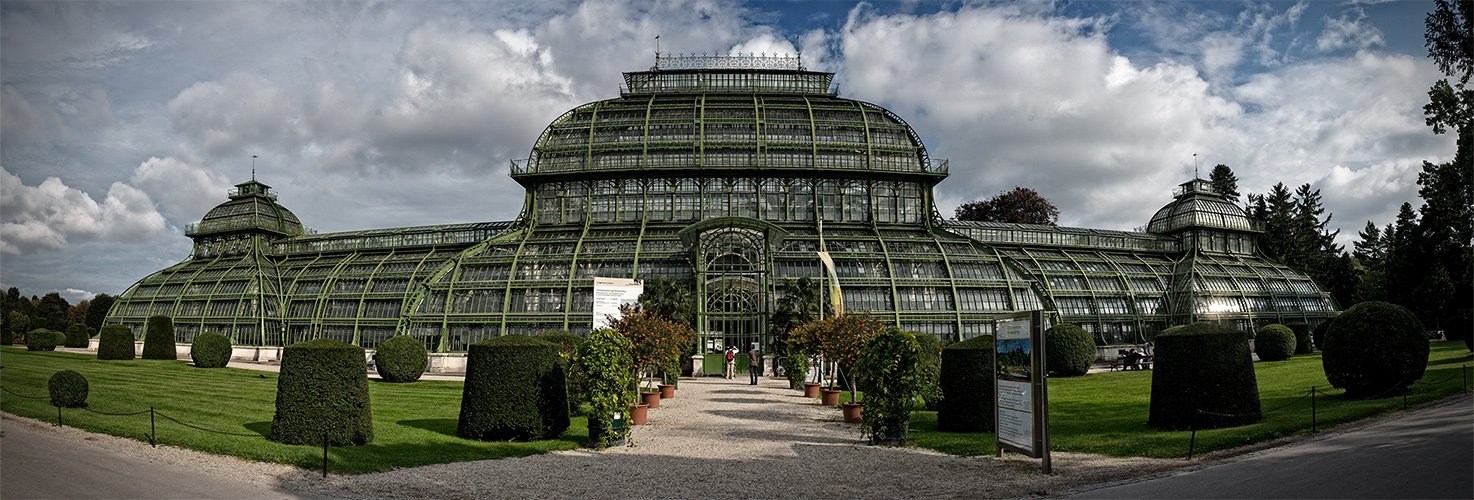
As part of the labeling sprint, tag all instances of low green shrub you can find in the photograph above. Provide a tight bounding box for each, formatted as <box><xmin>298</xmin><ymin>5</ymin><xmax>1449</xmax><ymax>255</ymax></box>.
<box><xmin>1254</xmin><ymin>324</ymin><xmax>1296</xmax><ymax>362</ymax></box>
<box><xmin>97</xmin><ymin>325</ymin><xmax>135</xmax><ymax>360</ymax></box>
<box><xmin>912</xmin><ymin>332</ymin><xmax>946</xmax><ymax>411</ymax></box>
<box><xmin>937</xmin><ymin>335</ymin><xmax>995</xmax><ymax>433</ymax></box>
<box><xmin>1286</xmin><ymin>321</ymin><xmax>1313</xmax><ymax>354</ymax></box>
<box><xmin>48</xmin><ymin>370</ymin><xmax>88</xmax><ymax>408</ymax></box>
<box><xmin>64</xmin><ymin>324</ymin><xmax>89</xmax><ymax>348</ymax></box>
<box><xmin>857</xmin><ymin>327</ymin><xmax>925</xmax><ymax>445</ymax></box>
<box><xmin>372</xmin><ymin>335</ymin><xmax>428</xmax><ymax>383</ymax></box>
<box><xmin>1149</xmin><ymin>323</ymin><xmax>1260</xmax><ymax>430</ymax></box>
<box><xmin>191</xmin><ymin>332</ymin><xmax>232</xmax><ymax>368</ymax></box>
<box><xmin>269</xmin><ymin>339</ymin><xmax>373</xmax><ymax>446</ymax></box>
<box><xmin>577</xmin><ymin>328</ymin><xmax>634</xmax><ymax>449</ymax></box>
<box><xmin>782</xmin><ymin>322</ymin><xmax>820</xmax><ymax>390</ymax></box>
<box><xmin>1322</xmin><ymin>301</ymin><xmax>1428</xmax><ymax>398</ymax></box>
<box><xmin>1045</xmin><ymin>323</ymin><xmax>1095</xmax><ymax>376</ymax></box>
<box><xmin>457</xmin><ymin>335</ymin><xmax>569</xmax><ymax>441</ymax></box>
<box><xmin>25</xmin><ymin>329</ymin><xmax>59</xmax><ymax>351</ymax></box>
<box><xmin>2</xmin><ymin>327</ymin><xmax>13</xmax><ymax>345</ymax></box>
<box><xmin>141</xmin><ymin>315</ymin><xmax>176</xmax><ymax>360</ymax></box>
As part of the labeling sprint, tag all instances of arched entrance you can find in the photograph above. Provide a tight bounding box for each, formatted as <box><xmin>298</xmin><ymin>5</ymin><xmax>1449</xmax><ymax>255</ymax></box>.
<box><xmin>680</xmin><ymin>217</ymin><xmax>786</xmax><ymax>375</ymax></box>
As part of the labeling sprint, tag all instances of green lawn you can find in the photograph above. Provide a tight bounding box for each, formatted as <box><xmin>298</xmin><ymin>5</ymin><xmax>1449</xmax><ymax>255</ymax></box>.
<box><xmin>908</xmin><ymin>341</ymin><xmax>1473</xmax><ymax>458</ymax></box>
<box><xmin>0</xmin><ymin>348</ymin><xmax>587</xmax><ymax>474</ymax></box>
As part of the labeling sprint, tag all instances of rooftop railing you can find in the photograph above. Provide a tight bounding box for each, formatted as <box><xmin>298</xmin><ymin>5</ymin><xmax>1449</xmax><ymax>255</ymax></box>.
<box><xmin>510</xmin><ymin>155</ymin><xmax>948</xmax><ymax>176</ymax></box>
<box><xmin>654</xmin><ymin>53</ymin><xmax>803</xmax><ymax>70</ymax></box>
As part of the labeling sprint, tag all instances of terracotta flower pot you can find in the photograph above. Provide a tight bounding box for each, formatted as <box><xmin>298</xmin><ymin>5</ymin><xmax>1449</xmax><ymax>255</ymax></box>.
<box><xmin>841</xmin><ymin>402</ymin><xmax>864</xmax><ymax>423</ymax></box>
<box><xmin>803</xmin><ymin>382</ymin><xmax>821</xmax><ymax>398</ymax></box>
<box><xmin>820</xmin><ymin>388</ymin><xmax>841</xmax><ymax>406</ymax></box>
<box><xmin>658</xmin><ymin>384</ymin><xmax>675</xmax><ymax>399</ymax></box>
<box><xmin>630</xmin><ymin>403</ymin><xmax>649</xmax><ymax>425</ymax></box>
<box><xmin>641</xmin><ymin>391</ymin><xmax>661</xmax><ymax>408</ymax></box>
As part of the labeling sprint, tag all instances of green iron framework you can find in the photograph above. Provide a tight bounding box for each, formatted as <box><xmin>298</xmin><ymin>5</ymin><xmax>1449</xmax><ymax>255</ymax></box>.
<box><xmin>106</xmin><ymin>55</ymin><xmax>1338</xmax><ymax>352</ymax></box>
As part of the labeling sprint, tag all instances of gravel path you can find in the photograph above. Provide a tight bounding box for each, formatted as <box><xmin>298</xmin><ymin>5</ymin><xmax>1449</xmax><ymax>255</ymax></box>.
<box><xmin>3</xmin><ymin>376</ymin><xmax>1187</xmax><ymax>499</ymax></box>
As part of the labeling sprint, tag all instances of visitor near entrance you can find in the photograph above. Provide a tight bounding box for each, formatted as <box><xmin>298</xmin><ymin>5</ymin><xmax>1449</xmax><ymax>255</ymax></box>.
<box><xmin>725</xmin><ymin>346</ymin><xmax>737</xmax><ymax>380</ymax></box>
<box><xmin>749</xmin><ymin>343</ymin><xmax>761</xmax><ymax>385</ymax></box>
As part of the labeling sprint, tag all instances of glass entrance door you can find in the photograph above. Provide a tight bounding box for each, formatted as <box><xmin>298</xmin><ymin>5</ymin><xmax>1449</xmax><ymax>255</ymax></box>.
<box><xmin>696</xmin><ymin>226</ymin><xmax>769</xmax><ymax>374</ymax></box>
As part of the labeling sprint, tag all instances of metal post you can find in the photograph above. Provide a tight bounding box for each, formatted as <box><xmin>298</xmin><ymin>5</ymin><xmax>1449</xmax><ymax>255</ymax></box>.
<box><xmin>150</xmin><ymin>407</ymin><xmax>157</xmax><ymax>447</ymax></box>
<box><xmin>1309</xmin><ymin>389</ymin><xmax>1316</xmax><ymax>433</ymax></box>
<box><xmin>56</xmin><ymin>404</ymin><xmax>62</xmax><ymax>427</ymax></box>
<box><xmin>322</xmin><ymin>427</ymin><xmax>329</xmax><ymax>478</ymax></box>
<box><xmin>1187</xmin><ymin>411</ymin><xmax>1198</xmax><ymax>460</ymax></box>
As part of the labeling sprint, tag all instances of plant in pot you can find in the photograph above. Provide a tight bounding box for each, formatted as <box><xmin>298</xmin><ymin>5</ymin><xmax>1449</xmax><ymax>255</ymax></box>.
<box><xmin>575</xmin><ymin>328</ymin><xmax>634</xmax><ymax>447</ymax></box>
<box><xmin>785</xmin><ymin>321</ymin><xmax>823</xmax><ymax>396</ymax></box>
<box><xmin>816</xmin><ymin>314</ymin><xmax>882</xmax><ymax>414</ymax></box>
<box><xmin>856</xmin><ymin>327</ymin><xmax>925</xmax><ymax>445</ymax></box>
<box><xmin>771</xmin><ymin>277</ymin><xmax>822</xmax><ymax>391</ymax></box>
<box><xmin>611</xmin><ymin>306</ymin><xmax>692</xmax><ymax>409</ymax></box>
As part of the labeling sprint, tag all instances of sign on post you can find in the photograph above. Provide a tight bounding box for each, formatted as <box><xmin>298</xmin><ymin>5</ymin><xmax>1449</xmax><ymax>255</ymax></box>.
<box><xmin>592</xmin><ymin>277</ymin><xmax>644</xmax><ymax>330</ymax></box>
<box><xmin>995</xmin><ymin>310</ymin><xmax>1050</xmax><ymax>474</ymax></box>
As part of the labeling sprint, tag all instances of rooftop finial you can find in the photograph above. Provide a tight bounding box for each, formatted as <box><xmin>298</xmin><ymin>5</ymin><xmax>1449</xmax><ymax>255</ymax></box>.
<box><xmin>252</xmin><ymin>154</ymin><xmax>258</xmax><ymax>181</ymax></box>
<box><xmin>1193</xmin><ymin>153</ymin><xmax>1198</xmax><ymax>179</ymax></box>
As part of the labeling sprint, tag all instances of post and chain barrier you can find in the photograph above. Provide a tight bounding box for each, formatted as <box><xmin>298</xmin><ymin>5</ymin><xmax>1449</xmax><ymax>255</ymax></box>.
<box><xmin>1185</xmin><ymin>364</ymin><xmax>1472</xmax><ymax>459</ymax></box>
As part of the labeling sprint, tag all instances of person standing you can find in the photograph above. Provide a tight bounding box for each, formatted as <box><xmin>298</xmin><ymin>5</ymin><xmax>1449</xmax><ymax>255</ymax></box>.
<box><xmin>724</xmin><ymin>346</ymin><xmax>736</xmax><ymax>379</ymax></box>
<box><xmin>748</xmin><ymin>343</ymin><xmax>761</xmax><ymax>385</ymax></box>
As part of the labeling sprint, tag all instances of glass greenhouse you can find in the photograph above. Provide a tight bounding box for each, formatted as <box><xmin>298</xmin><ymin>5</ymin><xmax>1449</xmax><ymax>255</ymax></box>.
<box><xmin>106</xmin><ymin>55</ymin><xmax>1338</xmax><ymax>356</ymax></box>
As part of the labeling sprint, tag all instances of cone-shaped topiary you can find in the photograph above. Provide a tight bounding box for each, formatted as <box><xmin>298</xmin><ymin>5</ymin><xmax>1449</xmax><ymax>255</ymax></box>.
<box><xmin>372</xmin><ymin>335</ymin><xmax>428</xmax><ymax>383</ymax></box>
<box><xmin>48</xmin><ymin>370</ymin><xmax>88</xmax><ymax>408</ymax></box>
<box><xmin>1254</xmin><ymin>324</ymin><xmax>1296</xmax><ymax>362</ymax></box>
<box><xmin>1286</xmin><ymin>321</ymin><xmax>1313</xmax><ymax>354</ymax></box>
<box><xmin>937</xmin><ymin>335</ymin><xmax>995</xmax><ymax>433</ymax></box>
<box><xmin>25</xmin><ymin>329</ymin><xmax>59</xmax><ymax>351</ymax></box>
<box><xmin>64</xmin><ymin>324</ymin><xmax>89</xmax><ymax>348</ymax></box>
<box><xmin>269</xmin><ymin>338</ymin><xmax>373</xmax><ymax>446</ymax></box>
<box><xmin>1322</xmin><ymin>301</ymin><xmax>1428</xmax><ymax>398</ymax></box>
<box><xmin>1045</xmin><ymin>323</ymin><xmax>1095</xmax><ymax>376</ymax></box>
<box><xmin>141</xmin><ymin>315</ymin><xmax>176</xmax><ymax>360</ymax></box>
<box><xmin>458</xmin><ymin>335</ymin><xmax>569</xmax><ymax>441</ymax></box>
<box><xmin>97</xmin><ymin>325</ymin><xmax>135</xmax><ymax>360</ymax></box>
<box><xmin>1148</xmin><ymin>322</ymin><xmax>1261</xmax><ymax>430</ymax></box>
<box><xmin>191</xmin><ymin>332</ymin><xmax>232</xmax><ymax>368</ymax></box>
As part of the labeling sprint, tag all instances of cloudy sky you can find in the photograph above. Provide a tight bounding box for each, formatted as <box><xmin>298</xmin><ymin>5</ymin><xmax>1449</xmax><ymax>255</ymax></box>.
<box><xmin>0</xmin><ymin>0</ymin><xmax>1452</xmax><ymax>302</ymax></box>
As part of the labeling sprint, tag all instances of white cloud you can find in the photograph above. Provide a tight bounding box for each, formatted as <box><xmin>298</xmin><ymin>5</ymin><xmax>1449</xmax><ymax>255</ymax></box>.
<box><xmin>0</xmin><ymin>166</ymin><xmax>167</xmax><ymax>255</ymax></box>
<box><xmin>1316</xmin><ymin>9</ymin><xmax>1385</xmax><ymax>53</ymax></box>
<box><xmin>128</xmin><ymin>156</ymin><xmax>233</xmax><ymax>221</ymax></box>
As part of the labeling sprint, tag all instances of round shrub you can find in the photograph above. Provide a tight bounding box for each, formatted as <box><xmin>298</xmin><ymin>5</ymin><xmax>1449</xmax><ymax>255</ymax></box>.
<box><xmin>372</xmin><ymin>335</ymin><xmax>428</xmax><ymax>382</ymax></box>
<box><xmin>1313</xmin><ymin>320</ymin><xmax>1330</xmax><ymax>352</ymax></box>
<box><xmin>577</xmin><ymin>328</ymin><xmax>634</xmax><ymax>449</ymax></box>
<box><xmin>1045</xmin><ymin>323</ymin><xmax>1095</xmax><ymax>376</ymax></box>
<box><xmin>64</xmin><ymin>324</ymin><xmax>89</xmax><ymax>348</ymax></box>
<box><xmin>1322</xmin><ymin>301</ymin><xmax>1429</xmax><ymax>398</ymax></box>
<box><xmin>25</xmin><ymin>329</ymin><xmax>59</xmax><ymax>351</ymax></box>
<box><xmin>1254</xmin><ymin>324</ymin><xmax>1296</xmax><ymax>362</ymax></box>
<box><xmin>48</xmin><ymin>370</ymin><xmax>88</xmax><ymax>408</ymax></box>
<box><xmin>912</xmin><ymin>332</ymin><xmax>946</xmax><ymax>411</ymax></box>
<box><xmin>856</xmin><ymin>328</ymin><xmax>925</xmax><ymax>444</ymax></box>
<box><xmin>191</xmin><ymin>332</ymin><xmax>233</xmax><ymax>368</ymax></box>
<box><xmin>458</xmin><ymin>335</ymin><xmax>569</xmax><ymax>441</ymax></box>
<box><xmin>141</xmin><ymin>315</ymin><xmax>176</xmax><ymax>360</ymax></box>
<box><xmin>1148</xmin><ymin>323</ymin><xmax>1261</xmax><ymax>430</ymax></box>
<box><xmin>1285</xmin><ymin>321</ymin><xmax>1313</xmax><ymax>354</ymax></box>
<box><xmin>97</xmin><ymin>325</ymin><xmax>136</xmax><ymax>360</ymax></box>
<box><xmin>937</xmin><ymin>335</ymin><xmax>995</xmax><ymax>433</ymax></box>
<box><xmin>269</xmin><ymin>338</ymin><xmax>373</xmax><ymax>446</ymax></box>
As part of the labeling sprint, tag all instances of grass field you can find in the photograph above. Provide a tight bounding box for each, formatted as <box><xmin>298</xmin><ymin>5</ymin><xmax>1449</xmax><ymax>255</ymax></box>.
<box><xmin>908</xmin><ymin>341</ymin><xmax>1473</xmax><ymax>458</ymax></box>
<box><xmin>0</xmin><ymin>348</ymin><xmax>587</xmax><ymax>474</ymax></box>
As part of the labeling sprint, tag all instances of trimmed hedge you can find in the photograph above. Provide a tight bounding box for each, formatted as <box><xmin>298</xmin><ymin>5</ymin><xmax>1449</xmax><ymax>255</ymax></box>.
<box><xmin>1148</xmin><ymin>323</ymin><xmax>1261</xmax><ymax>430</ymax></box>
<box><xmin>1322</xmin><ymin>301</ymin><xmax>1428</xmax><ymax>398</ymax></box>
<box><xmin>269</xmin><ymin>339</ymin><xmax>373</xmax><ymax>446</ymax></box>
<box><xmin>1254</xmin><ymin>324</ymin><xmax>1296</xmax><ymax>362</ymax></box>
<box><xmin>141</xmin><ymin>315</ymin><xmax>176</xmax><ymax>360</ymax></box>
<box><xmin>937</xmin><ymin>335</ymin><xmax>995</xmax><ymax>433</ymax></box>
<box><xmin>25</xmin><ymin>329</ymin><xmax>59</xmax><ymax>351</ymax></box>
<box><xmin>191</xmin><ymin>332</ymin><xmax>232</xmax><ymax>368</ymax></box>
<box><xmin>64</xmin><ymin>324</ymin><xmax>89</xmax><ymax>348</ymax></box>
<box><xmin>97</xmin><ymin>325</ymin><xmax>136</xmax><ymax>360</ymax></box>
<box><xmin>912</xmin><ymin>332</ymin><xmax>946</xmax><ymax>411</ymax></box>
<box><xmin>458</xmin><ymin>335</ymin><xmax>569</xmax><ymax>441</ymax></box>
<box><xmin>373</xmin><ymin>335</ymin><xmax>428</xmax><ymax>383</ymax></box>
<box><xmin>2</xmin><ymin>327</ymin><xmax>12</xmax><ymax>346</ymax></box>
<box><xmin>1313</xmin><ymin>321</ymin><xmax>1330</xmax><ymax>352</ymax></box>
<box><xmin>48</xmin><ymin>370</ymin><xmax>88</xmax><ymax>408</ymax></box>
<box><xmin>1286</xmin><ymin>321</ymin><xmax>1313</xmax><ymax>354</ymax></box>
<box><xmin>538</xmin><ymin>330</ymin><xmax>588</xmax><ymax>407</ymax></box>
<box><xmin>1045</xmin><ymin>323</ymin><xmax>1095</xmax><ymax>376</ymax></box>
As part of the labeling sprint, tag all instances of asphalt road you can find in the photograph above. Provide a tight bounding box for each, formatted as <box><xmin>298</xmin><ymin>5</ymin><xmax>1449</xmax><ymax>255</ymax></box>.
<box><xmin>1065</xmin><ymin>394</ymin><xmax>1474</xmax><ymax>499</ymax></box>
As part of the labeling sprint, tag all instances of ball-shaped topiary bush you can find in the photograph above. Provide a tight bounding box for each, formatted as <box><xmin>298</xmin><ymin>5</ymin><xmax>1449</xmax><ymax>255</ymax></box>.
<box><xmin>577</xmin><ymin>328</ymin><xmax>634</xmax><ymax>449</ymax></box>
<box><xmin>1148</xmin><ymin>323</ymin><xmax>1261</xmax><ymax>430</ymax></box>
<box><xmin>1285</xmin><ymin>321</ymin><xmax>1313</xmax><ymax>354</ymax></box>
<box><xmin>1322</xmin><ymin>301</ymin><xmax>1429</xmax><ymax>398</ymax></box>
<box><xmin>269</xmin><ymin>338</ymin><xmax>373</xmax><ymax>446</ymax></box>
<box><xmin>141</xmin><ymin>315</ymin><xmax>176</xmax><ymax>360</ymax></box>
<box><xmin>64</xmin><ymin>324</ymin><xmax>89</xmax><ymax>348</ymax></box>
<box><xmin>458</xmin><ymin>335</ymin><xmax>569</xmax><ymax>441</ymax></box>
<box><xmin>25</xmin><ymin>329</ymin><xmax>59</xmax><ymax>351</ymax></box>
<box><xmin>1044</xmin><ymin>323</ymin><xmax>1095</xmax><ymax>376</ymax></box>
<box><xmin>48</xmin><ymin>370</ymin><xmax>88</xmax><ymax>408</ymax></box>
<box><xmin>372</xmin><ymin>335</ymin><xmax>428</xmax><ymax>383</ymax></box>
<box><xmin>97</xmin><ymin>325</ymin><xmax>136</xmax><ymax>360</ymax></box>
<box><xmin>937</xmin><ymin>335</ymin><xmax>995</xmax><ymax>433</ymax></box>
<box><xmin>1254</xmin><ymin>324</ymin><xmax>1296</xmax><ymax>362</ymax></box>
<box><xmin>191</xmin><ymin>332</ymin><xmax>233</xmax><ymax>368</ymax></box>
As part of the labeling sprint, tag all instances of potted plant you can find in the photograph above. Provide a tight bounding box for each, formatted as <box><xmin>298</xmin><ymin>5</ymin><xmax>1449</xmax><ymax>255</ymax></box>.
<box><xmin>856</xmin><ymin>327</ymin><xmax>926</xmax><ymax>444</ymax></box>
<box><xmin>815</xmin><ymin>314</ymin><xmax>882</xmax><ymax>410</ymax></box>
<box><xmin>611</xmin><ymin>306</ymin><xmax>693</xmax><ymax>410</ymax></box>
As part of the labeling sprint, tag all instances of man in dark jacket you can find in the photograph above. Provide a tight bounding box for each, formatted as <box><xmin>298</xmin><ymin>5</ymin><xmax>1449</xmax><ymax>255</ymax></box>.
<box><xmin>748</xmin><ymin>343</ymin><xmax>761</xmax><ymax>385</ymax></box>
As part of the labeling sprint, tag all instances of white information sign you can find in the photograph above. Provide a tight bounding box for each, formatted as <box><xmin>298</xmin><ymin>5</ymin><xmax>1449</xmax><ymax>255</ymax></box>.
<box><xmin>996</xmin><ymin>381</ymin><xmax>1033</xmax><ymax>452</ymax></box>
<box><xmin>592</xmin><ymin>277</ymin><xmax>644</xmax><ymax>330</ymax></box>
<box><xmin>994</xmin><ymin>310</ymin><xmax>1050</xmax><ymax>473</ymax></box>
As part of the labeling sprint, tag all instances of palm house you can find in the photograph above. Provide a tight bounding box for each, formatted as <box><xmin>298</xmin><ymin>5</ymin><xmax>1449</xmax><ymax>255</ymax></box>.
<box><xmin>105</xmin><ymin>54</ymin><xmax>1338</xmax><ymax>360</ymax></box>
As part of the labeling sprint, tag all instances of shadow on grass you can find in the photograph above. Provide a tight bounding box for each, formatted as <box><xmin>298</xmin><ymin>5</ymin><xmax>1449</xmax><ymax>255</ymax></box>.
<box><xmin>244</xmin><ymin>421</ymin><xmax>272</xmax><ymax>437</ymax></box>
<box><xmin>399</xmin><ymin>418</ymin><xmax>458</xmax><ymax>437</ymax></box>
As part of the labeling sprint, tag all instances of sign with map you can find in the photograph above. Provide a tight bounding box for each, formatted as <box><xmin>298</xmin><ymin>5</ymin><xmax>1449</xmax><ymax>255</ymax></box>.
<box><xmin>995</xmin><ymin>310</ymin><xmax>1050</xmax><ymax>473</ymax></box>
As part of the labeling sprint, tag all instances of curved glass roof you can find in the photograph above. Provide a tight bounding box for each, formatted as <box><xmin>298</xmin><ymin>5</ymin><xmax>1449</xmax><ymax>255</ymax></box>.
<box><xmin>187</xmin><ymin>180</ymin><xmax>304</xmax><ymax>237</ymax></box>
<box><xmin>1147</xmin><ymin>179</ymin><xmax>1256</xmax><ymax>234</ymax></box>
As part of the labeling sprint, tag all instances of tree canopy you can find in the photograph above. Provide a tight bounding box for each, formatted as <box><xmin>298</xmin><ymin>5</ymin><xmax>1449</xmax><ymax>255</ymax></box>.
<box><xmin>954</xmin><ymin>186</ymin><xmax>1060</xmax><ymax>225</ymax></box>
